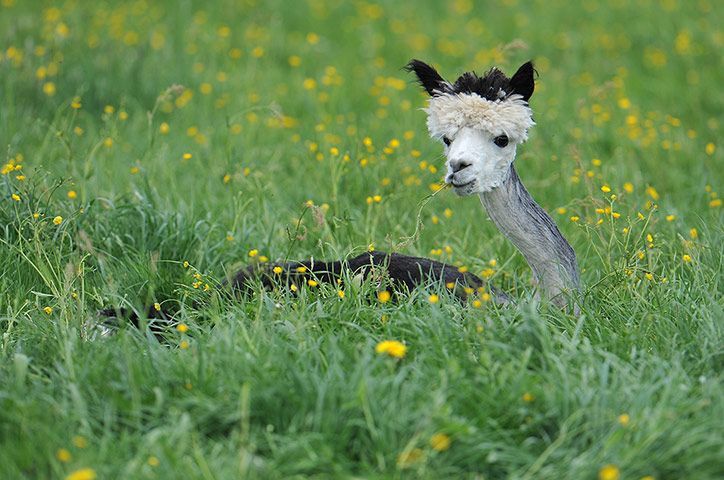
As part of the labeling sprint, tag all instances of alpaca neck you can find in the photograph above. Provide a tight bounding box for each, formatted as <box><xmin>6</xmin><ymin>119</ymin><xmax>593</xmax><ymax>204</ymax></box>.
<box><xmin>479</xmin><ymin>164</ymin><xmax>580</xmax><ymax>311</ymax></box>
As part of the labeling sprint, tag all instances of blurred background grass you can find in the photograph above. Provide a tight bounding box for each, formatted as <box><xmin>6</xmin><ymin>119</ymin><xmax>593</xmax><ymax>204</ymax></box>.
<box><xmin>1</xmin><ymin>0</ymin><xmax>723</xmax><ymax>478</ymax></box>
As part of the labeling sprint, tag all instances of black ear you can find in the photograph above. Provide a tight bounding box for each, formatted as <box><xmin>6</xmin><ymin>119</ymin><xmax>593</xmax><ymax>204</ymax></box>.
<box><xmin>509</xmin><ymin>61</ymin><xmax>536</xmax><ymax>101</ymax></box>
<box><xmin>404</xmin><ymin>59</ymin><xmax>449</xmax><ymax>96</ymax></box>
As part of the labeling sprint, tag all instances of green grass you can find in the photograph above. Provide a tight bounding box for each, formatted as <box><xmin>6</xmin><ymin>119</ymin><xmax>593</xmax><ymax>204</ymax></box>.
<box><xmin>2</xmin><ymin>0</ymin><xmax>724</xmax><ymax>478</ymax></box>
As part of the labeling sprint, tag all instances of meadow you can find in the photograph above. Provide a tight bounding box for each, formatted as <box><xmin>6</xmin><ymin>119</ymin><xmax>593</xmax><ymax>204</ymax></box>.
<box><xmin>1</xmin><ymin>0</ymin><xmax>723</xmax><ymax>478</ymax></box>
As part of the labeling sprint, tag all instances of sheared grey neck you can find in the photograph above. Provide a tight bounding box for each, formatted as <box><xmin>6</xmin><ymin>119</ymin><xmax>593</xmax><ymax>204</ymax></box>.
<box><xmin>479</xmin><ymin>164</ymin><xmax>580</xmax><ymax>313</ymax></box>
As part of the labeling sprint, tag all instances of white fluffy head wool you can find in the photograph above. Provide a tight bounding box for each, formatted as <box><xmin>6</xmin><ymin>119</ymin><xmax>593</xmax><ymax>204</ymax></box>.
<box><xmin>425</xmin><ymin>92</ymin><xmax>535</xmax><ymax>144</ymax></box>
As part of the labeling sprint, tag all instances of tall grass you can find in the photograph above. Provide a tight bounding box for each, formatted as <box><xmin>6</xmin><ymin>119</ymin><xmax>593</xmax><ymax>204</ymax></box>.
<box><xmin>1</xmin><ymin>0</ymin><xmax>723</xmax><ymax>478</ymax></box>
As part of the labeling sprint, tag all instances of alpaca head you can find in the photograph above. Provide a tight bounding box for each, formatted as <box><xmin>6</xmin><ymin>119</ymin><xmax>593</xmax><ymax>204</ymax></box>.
<box><xmin>405</xmin><ymin>60</ymin><xmax>536</xmax><ymax>195</ymax></box>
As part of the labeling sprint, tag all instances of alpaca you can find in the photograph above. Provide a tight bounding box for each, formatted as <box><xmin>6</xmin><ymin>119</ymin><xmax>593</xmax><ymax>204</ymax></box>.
<box><xmin>99</xmin><ymin>59</ymin><xmax>580</xmax><ymax>329</ymax></box>
<box><xmin>403</xmin><ymin>59</ymin><xmax>581</xmax><ymax>312</ymax></box>
<box><xmin>227</xmin><ymin>60</ymin><xmax>580</xmax><ymax>312</ymax></box>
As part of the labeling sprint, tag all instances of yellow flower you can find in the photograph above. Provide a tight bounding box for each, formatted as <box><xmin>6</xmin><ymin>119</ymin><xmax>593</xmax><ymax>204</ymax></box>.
<box><xmin>428</xmin><ymin>294</ymin><xmax>439</xmax><ymax>303</ymax></box>
<box><xmin>598</xmin><ymin>464</ymin><xmax>620</xmax><ymax>480</ymax></box>
<box><xmin>104</xmin><ymin>105</ymin><xmax>114</xmax><ymax>114</ymax></box>
<box><xmin>705</xmin><ymin>142</ymin><xmax>715</xmax><ymax>155</ymax></box>
<box><xmin>56</xmin><ymin>448</ymin><xmax>72</xmax><ymax>462</ymax></box>
<box><xmin>297</xmin><ymin>266</ymin><xmax>307</xmax><ymax>273</ymax></box>
<box><xmin>378</xmin><ymin>291</ymin><xmax>391</xmax><ymax>303</ymax></box>
<box><xmin>248</xmin><ymin>249</ymin><xmax>258</xmax><ymax>257</ymax></box>
<box><xmin>618</xmin><ymin>413</ymin><xmax>630</xmax><ymax>426</ymax></box>
<box><xmin>396</xmin><ymin>448</ymin><xmax>424</xmax><ymax>467</ymax></box>
<box><xmin>12</xmin><ymin>193</ymin><xmax>20</xmax><ymax>201</ymax></box>
<box><xmin>52</xmin><ymin>215</ymin><xmax>63</xmax><ymax>225</ymax></box>
<box><xmin>44</xmin><ymin>307</ymin><xmax>53</xmax><ymax>314</ymax></box>
<box><xmin>523</xmin><ymin>392</ymin><xmax>535</xmax><ymax>402</ymax></box>
<box><xmin>307</xmin><ymin>279</ymin><xmax>318</xmax><ymax>287</ymax></box>
<box><xmin>430</xmin><ymin>433</ymin><xmax>451</xmax><ymax>451</ymax></box>
<box><xmin>337</xmin><ymin>290</ymin><xmax>345</xmax><ymax>298</ymax></box>
<box><xmin>43</xmin><ymin>82</ymin><xmax>56</xmax><ymax>96</ymax></box>
<box><xmin>154</xmin><ymin>302</ymin><xmax>161</xmax><ymax>311</ymax></box>
<box><xmin>623</xmin><ymin>182</ymin><xmax>634</xmax><ymax>193</ymax></box>
<box><xmin>159</xmin><ymin>122</ymin><xmax>170</xmax><ymax>134</ymax></box>
<box><xmin>645</xmin><ymin>186</ymin><xmax>659</xmax><ymax>200</ymax></box>
<box><xmin>71</xmin><ymin>97</ymin><xmax>82</xmax><ymax>109</ymax></box>
<box><xmin>65</xmin><ymin>468</ymin><xmax>97</xmax><ymax>480</ymax></box>
<box><xmin>690</xmin><ymin>228</ymin><xmax>698</xmax><ymax>239</ymax></box>
<box><xmin>570</xmin><ymin>216</ymin><xmax>579</xmax><ymax>222</ymax></box>
<box><xmin>601</xmin><ymin>185</ymin><xmax>611</xmax><ymax>193</ymax></box>
<box><xmin>72</xmin><ymin>436</ymin><xmax>87</xmax><ymax>448</ymax></box>
<box><xmin>180</xmin><ymin>340</ymin><xmax>189</xmax><ymax>349</ymax></box>
<box><xmin>375</xmin><ymin>340</ymin><xmax>407</xmax><ymax>358</ymax></box>
<box><xmin>273</xmin><ymin>266</ymin><xmax>283</xmax><ymax>274</ymax></box>
<box><xmin>666</xmin><ymin>215</ymin><xmax>675</xmax><ymax>221</ymax></box>
<box><xmin>682</xmin><ymin>254</ymin><xmax>692</xmax><ymax>263</ymax></box>
<box><xmin>103</xmin><ymin>138</ymin><xmax>113</xmax><ymax>148</ymax></box>
<box><xmin>182</xmin><ymin>153</ymin><xmax>192</xmax><ymax>160</ymax></box>
<box><xmin>148</xmin><ymin>456</ymin><xmax>160</xmax><ymax>467</ymax></box>
<box><xmin>177</xmin><ymin>323</ymin><xmax>188</xmax><ymax>332</ymax></box>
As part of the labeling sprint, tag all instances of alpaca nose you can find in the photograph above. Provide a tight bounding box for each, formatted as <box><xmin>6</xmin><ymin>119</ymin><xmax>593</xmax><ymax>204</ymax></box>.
<box><xmin>449</xmin><ymin>159</ymin><xmax>471</xmax><ymax>175</ymax></box>
<box><xmin>445</xmin><ymin>159</ymin><xmax>471</xmax><ymax>184</ymax></box>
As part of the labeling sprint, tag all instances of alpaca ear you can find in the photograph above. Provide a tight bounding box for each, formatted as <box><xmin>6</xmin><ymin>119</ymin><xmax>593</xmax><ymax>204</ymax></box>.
<box><xmin>509</xmin><ymin>61</ymin><xmax>536</xmax><ymax>101</ymax></box>
<box><xmin>405</xmin><ymin>59</ymin><xmax>449</xmax><ymax>96</ymax></box>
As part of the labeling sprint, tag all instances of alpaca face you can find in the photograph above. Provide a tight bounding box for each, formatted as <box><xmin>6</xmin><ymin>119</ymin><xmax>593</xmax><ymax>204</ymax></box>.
<box><xmin>405</xmin><ymin>60</ymin><xmax>536</xmax><ymax>195</ymax></box>
<box><xmin>442</xmin><ymin>125</ymin><xmax>518</xmax><ymax>195</ymax></box>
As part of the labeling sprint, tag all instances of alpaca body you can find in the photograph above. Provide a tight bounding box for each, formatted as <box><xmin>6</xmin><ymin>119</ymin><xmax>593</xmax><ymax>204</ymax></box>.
<box><xmin>226</xmin><ymin>251</ymin><xmax>507</xmax><ymax>303</ymax></box>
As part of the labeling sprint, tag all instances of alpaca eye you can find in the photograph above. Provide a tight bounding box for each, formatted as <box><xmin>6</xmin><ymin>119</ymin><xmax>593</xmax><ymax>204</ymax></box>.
<box><xmin>493</xmin><ymin>135</ymin><xmax>509</xmax><ymax>148</ymax></box>
<box><xmin>442</xmin><ymin>136</ymin><xmax>452</xmax><ymax>146</ymax></box>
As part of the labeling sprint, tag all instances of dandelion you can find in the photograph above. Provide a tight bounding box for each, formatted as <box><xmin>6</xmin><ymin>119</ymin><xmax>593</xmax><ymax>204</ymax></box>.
<box><xmin>598</xmin><ymin>464</ymin><xmax>620</xmax><ymax>480</ymax></box>
<box><xmin>523</xmin><ymin>392</ymin><xmax>535</xmax><ymax>402</ymax></box>
<box><xmin>65</xmin><ymin>468</ymin><xmax>97</xmax><ymax>480</ymax></box>
<box><xmin>378</xmin><ymin>290</ymin><xmax>391</xmax><ymax>303</ymax></box>
<box><xmin>645</xmin><ymin>186</ymin><xmax>659</xmax><ymax>200</ymax></box>
<box><xmin>396</xmin><ymin>448</ymin><xmax>424</xmax><ymax>467</ymax></box>
<box><xmin>72</xmin><ymin>436</ymin><xmax>87</xmax><ymax>448</ymax></box>
<box><xmin>430</xmin><ymin>433</ymin><xmax>451</xmax><ymax>451</ymax></box>
<box><xmin>56</xmin><ymin>448</ymin><xmax>72</xmax><ymax>462</ymax></box>
<box><xmin>375</xmin><ymin>340</ymin><xmax>407</xmax><ymax>358</ymax></box>
<box><xmin>177</xmin><ymin>323</ymin><xmax>188</xmax><ymax>332</ymax></box>
<box><xmin>429</xmin><ymin>294</ymin><xmax>439</xmax><ymax>303</ymax></box>
<box><xmin>618</xmin><ymin>413</ymin><xmax>630</xmax><ymax>426</ymax></box>
<box><xmin>43</xmin><ymin>82</ymin><xmax>56</xmax><ymax>96</ymax></box>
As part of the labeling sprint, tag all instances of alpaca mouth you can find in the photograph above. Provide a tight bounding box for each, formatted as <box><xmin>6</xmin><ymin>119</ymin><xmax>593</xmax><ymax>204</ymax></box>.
<box><xmin>451</xmin><ymin>179</ymin><xmax>474</xmax><ymax>189</ymax></box>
